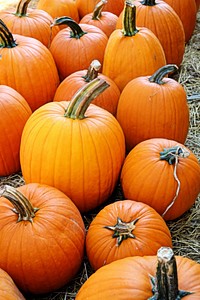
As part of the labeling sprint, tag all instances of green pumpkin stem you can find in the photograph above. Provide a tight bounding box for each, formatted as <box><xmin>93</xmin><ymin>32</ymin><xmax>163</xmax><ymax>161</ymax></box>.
<box><xmin>82</xmin><ymin>60</ymin><xmax>101</xmax><ymax>82</ymax></box>
<box><xmin>64</xmin><ymin>78</ymin><xmax>110</xmax><ymax>119</ymax></box>
<box><xmin>141</xmin><ymin>0</ymin><xmax>156</xmax><ymax>6</ymax></box>
<box><xmin>0</xmin><ymin>19</ymin><xmax>17</xmax><ymax>47</ymax></box>
<box><xmin>51</xmin><ymin>16</ymin><xmax>87</xmax><ymax>39</ymax></box>
<box><xmin>104</xmin><ymin>217</ymin><xmax>139</xmax><ymax>246</ymax></box>
<box><xmin>149</xmin><ymin>65</ymin><xmax>178</xmax><ymax>85</ymax></box>
<box><xmin>148</xmin><ymin>247</ymin><xmax>192</xmax><ymax>299</ymax></box>
<box><xmin>15</xmin><ymin>0</ymin><xmax>31</xmax><ymax>16</ymax></box>
<box><xmin>0</xmin><ymin>185</ymin><xmax>39</xmax><ymax>223</ymax></box>
<box><xmin>122</xmin><ymin>0</ymin><xmax>139</xmax><ymax>36</ymax></box>
<box><xmin>92</xmin><ymin>0</ymin><xmax>107</xmax><ymax>20</ymax></box>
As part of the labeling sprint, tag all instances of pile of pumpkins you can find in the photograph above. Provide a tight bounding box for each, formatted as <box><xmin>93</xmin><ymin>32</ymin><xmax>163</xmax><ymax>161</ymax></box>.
<box><xmin>0</xmin><ymin>0</ymin><xmax>200</xmax><ymax>298</ymax></box>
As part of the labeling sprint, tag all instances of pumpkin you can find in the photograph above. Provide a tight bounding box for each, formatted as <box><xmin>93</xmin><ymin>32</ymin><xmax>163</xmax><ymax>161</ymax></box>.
<box><xmin>37</xmin><ymin>0</ymin><xmax>79</xmax><ymax>24</ymax></box>
<box><xmin>116</xmin><ymin>0</ymin><xmax>185</xmax><ymax>66</ymax></box>
<box><xmin>76</xmin><ymin>0</ymin><xmax>124</xmax><ymax>18</ymax></box>
<box><xmin>0</xmin><ymin>268</ymin><xmax>25</xmax><ymax>300</ymax></box>
<box><xmin>53</xmin><ymin>59</ymin><xmax>121</xmax><ymax>116</ymax></box>
<box><xmin>20</xmin><ymin>78</ymin><xmax>125</xmax><ymax>212</ymax></box>
<box><xmin>102</xmin><ymin>1</ymin><xmax>166</xmax><ymax>92</ymax></box>
<box><xmin>120</xmin><ymin>138</ymin><xmax>200</xmax><ymax>221</ymax></box>
<box><xmin>0</xmin><ymin>19</ymin><xmax>59</xmax><ymax>112</ymax></box>
<box><xmin>196</xmin><ymin>0</ymin><xmax>200</xmax><ymax>10</ymax></box>
<box><xmin>76</xmin><ymin>246</ymin><xmax>200</xmax><ymax>299</ymax></box>
<box><xmin>0</xmin><ymin>85</ymin><xmax>32</xmax><ymax>176</ymax></box>
<box><xmin>0</xmin><ymin>0</ymin><xmax>59</xmax><ymax>48</ymax></box>
<box><xmin>163</xmin><ymin>0</ymin><xmax>197</xmax><ymax>43</ymax></box>
<box><xmin>116</xmin><ymin>64</ymin><xmax>189</xmax><ymax>151</ymax></box>
<box><xmin>0</xmin><ymin>183</ymin><xmax>85</xmax><ymax>294</ymax></box>
<box><xmin>79</xmin><ymin>0</ymin><xmax>118</xmax><ymax>38</ymax></box>
<box><xmin>49</xmin><ymin>17</ymin><xmax>108</xmax><ymax>81</ymax></box>
<box><xmin>86</xmin><ymin>200</ymin><xmax>172</xmax><ymax>271</ymax></box>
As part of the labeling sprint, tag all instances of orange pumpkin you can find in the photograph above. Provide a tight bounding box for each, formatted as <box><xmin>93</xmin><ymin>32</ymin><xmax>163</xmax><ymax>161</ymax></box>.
<box><xmin>76</xmin><ymin>247</ymin><xmax>200</xmax><ymax>299</ymax></box>
<box><xmin>116</xmin><ymin>0</ymin><xmax>185</xmax><ymax>66</ymax></box>
<box><xmin>0</xmin><ymin>85</ymin><xmax>32</xmax><ymax>176</ymax></box>
<box><xmin>0</xmin><ymin>0</ymin><xmax>59</xmax><ymax>47</ymax></box>
<box><xmin>120</xmin><ymin>138</ymin><xmax>200</xmax><ymax>220</ymax></box>
<box><xmin>79</xmin><ymin>0</ymin><xmax>118</xmax><ymax>37</ymax></box>
<box><xmin>20</xmin><ymin>79</ymin><xmax>125</xmax><ymax>212</ymax></box>
<box><xmin>86</xmin><ymin>200</ymin><xmax>172</xmax><ymax>271</ymax></box>
<box><xmin>163</xmin><ymin>0</ymin><xmax>197</xmax><ymax>42</ymax></box>
<box><xmin>102</xmin><ymin>1</ymin><xmax>166</xmax><ymax>91</ymax></box>
<box><xmin>0</xmin><ymin>268</ymin><xmax>25</xmax><ymax>300</ymax></box>
<box><xmin>116</xmin><ymin>64</ymin><xmax>189</xmax><ymax>151</ymax></box>
<box><xmin>0</xmin><ymin>19</ymin><xmax>60</xmax><ymax>111</ymax></box>
<box><xmin>196</xmin><ymin>0</ymin><xmax>200</xmax><ymax>10</ymax></box>
<box><xmin>49</xmin><ymin>17</ymin><xmax>108</xmax><ymax>81</ymax></box>
<box><xmin>53</xmin><ymin>60</ymin><xmax>121</xmax><ymax>116</ymax></box>
<box><xmin>0</xmin><ymin>183</ymin><xmax>85</xmax><ymax>294</ymax></box>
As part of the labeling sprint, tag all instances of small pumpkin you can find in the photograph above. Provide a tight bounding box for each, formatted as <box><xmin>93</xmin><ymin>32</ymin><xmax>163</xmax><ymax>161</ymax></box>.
<box><xmin>120</xmin><ymin>138</ymin><xmax>200</xmax><ymax>220</ymax></box>
<box><xmin>49</xmin><ymin>17</ymin><xmax>108</xmax><ymax>81</ymax></box>
<box><xmin>76</xmin><ymin>247</ymin><xmax>200</xmax><ymax>299</ymax></box>
<box><xmin>0</xmin><ymin>0</ymin><xmax>60</xmax><ymax>47</ymax></box>
<box><xmin>0</xmin><ymin>183</ymin><xmax>85</xmax><ymax>294</ymax></box>
<box><xmin>0</xmin><ymin>268</ymin><xmax>25</xmax><ymax>300</ymax></box>
<box><xmin>102</xmin><ymin>0</ymin><xmax>166</xmax><ymax>91</ymax></box>
<box><xmin>20</xmin><ymin>78</ymin><xmax>125</xmax><ymax>212</ymax></box>
<box><xmin>86</xmin><ymin>200</ymin><xmax>172</xmax><ymax>271</ymax></box>
<box><xmin>53</xmin><ymin>59</ymin><xmax>121</xmax><ymax>116</ymax></box>
<box><xmin>0</xmin><ymin>85</ymin><xmax>32</xmax><ymax>176</ymax></box>
<box><xmin>116</xmin><ymin>64</ymin><xmax>189</xmax><ymax>151</ymax></box>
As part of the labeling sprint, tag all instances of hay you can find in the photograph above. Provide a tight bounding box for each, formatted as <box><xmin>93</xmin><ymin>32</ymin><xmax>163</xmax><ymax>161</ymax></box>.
<box><xmin>0</xmin><ymin>2</ymin><xmax>200</xmax><ymax>299</ymax></box>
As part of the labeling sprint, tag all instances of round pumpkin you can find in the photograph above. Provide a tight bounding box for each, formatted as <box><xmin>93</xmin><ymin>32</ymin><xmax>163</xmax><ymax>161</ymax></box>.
<box><xmin>86</xmin><ymin>200</ymin><xmax>172</xmax><ymax>271</ymax></box>
<box><xmin>0</xmin><ymin>0</ymin><xmax>60</xmax><ymax>48</ymax></box>
<box><xmin>53</xmin><ymin>59</ymin><xmax>121</xmax><ymax>116</ymax></box>
<box><xmin>49</xmin><ymin>17</ymin><xmax>108</xmax><ymax>81</ymax></box>
<box><xmin>0</xmin><ymin>85</ymin><xmax>32</xmax><ymax>176</ymax></box>
<box><xmin>0</xmin><ymin>268</ymin><xmax>25</xmax><ymax>300</ymax></box>
<box><xmin>0</xmin><ymin>183</ymin><xmax>85</xmax><ymax>294</ymax></box>
<box><xmin>0</xmin><ymin>19</ymin><xmax>60</xmax><ymax>112</ymax></box>
<box><xmin>120</xmin><ymin>138</ymin><xmax>200</xmax><ymax>220</ymax></box>
<box><xmin>116</xmin><ymin>64</ymin><xmax>189</xmax><ymax>151</ymax></box>
<box><xmin>76</xmin><ymin>247</ymin><xmax>200</xmax><ymax>299</ymax></box>
<box><xmin>20</xmin><ymin>78</ymin><xmax>125</xmax><ymax>212</ymax></box>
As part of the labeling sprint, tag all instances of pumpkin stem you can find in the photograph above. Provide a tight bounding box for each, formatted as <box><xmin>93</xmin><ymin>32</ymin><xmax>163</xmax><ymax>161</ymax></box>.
<box><xmin>148</xmin><ymin>247</ymin><xmax>193</xmax><ymax>299</ymax></box>
<box><xmin>50</xmin><ymin>16</ymin><xmax>87</xmax><ymax>39</ymax></box>
<box><xmin>0</xmin><ymin>185</ymin><xmax>39</xmax><ymax>223</ymax></box>
<box><xmin>149</xmin><ymin>65</ymin><xmax>179</xmax><ymax>85</ymax></box>
<box><xmin>0</xmin><ymin>19</ymin><xmax>17</xmax><ymax>48</ymax></box>
<box><xmin>82</xmin><ymin>60</ymin><xmax>101</xmax><ymax>82</ymax></box>
<box><xmin>104</xmin><ymin>217</ymin><xmax>139</xmax><ymax>246</ymax></box>
<box><xmin>92</xmin><ymin>0</ymin><xmax>107</xmax><ymax>20</ymax></box>
<box><xmin>64</xmin><ymin>78</ymin><xmax>110</xmax><ymax>119</ymax></box>
<box><xmin>160</xmin><ymin>146</ymin><xmax>190</xmax><ymax>218</ymax></box>
<box><xmin>122</xmin><ymin>0</ymin><xmax>139</xmax><ymax>36</ymax></box>
<box><xmin>140</xmin><ymin>0</ymin><xmax>156</xmax><ymax>6</ymax></box>
<box><xmin>15</xmin><ymin>0</ymin><xmax>31</xmax><ymax>17</ymax></box>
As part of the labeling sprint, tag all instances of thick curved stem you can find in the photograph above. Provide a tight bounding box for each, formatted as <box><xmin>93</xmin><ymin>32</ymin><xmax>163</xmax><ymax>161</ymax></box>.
<box><xmin>82</xmin><ymin>60</ymin><xmax>101</xmax><ymax>82</ymax></box>
<box><xmin>51</xmin><ymin>16</ymin><xmax>87</xmax><ymax>39</ymax></box>
<box><xmin>122</xmin><ymin>1</ymin><xmax>139</xmax><ymax>36</ymax></box>
<box><xmin>15</xmin><ymin>0</ymin><xmax>31</xmax><ymax>16</ymax></box>
<box><xmin>92</xmin><ymin>0</ymin><xmax>107</xmax><ymax>20</ymax></box>
<box><xmin>141</xmin><ymin>0</ymin><xmax>156</xmax><ymax>6</ymax></box>
<box><xmin>0</xmin><ymin>19</ymin><xmax>17</xmax><ymax>47</ymax></box>
<box><xmin>0</xmin><ymin>185</ymin><xmax>39</xmax><ymax>223</ymax></box>
<box><xmin>149</xmin><ymin>65</ymin><xmax>178</xmax><ymax>85</ymax></box>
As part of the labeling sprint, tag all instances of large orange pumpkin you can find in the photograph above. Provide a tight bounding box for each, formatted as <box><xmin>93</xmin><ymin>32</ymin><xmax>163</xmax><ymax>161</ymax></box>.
<box><xmin>0</xmin><ymin>183</ymin><xmax>85</xmax><ymax>294</ymax></box>
<box><xmin>20</xmin><ymin>78</ymin><xmax>125</xmax><ymax>212</ymax></box>
<box><xmin>0</xmin><ymin>19</ymin><xmax>60</xmax><ymax>111</ymax></box>
<box><xmin>86</xmin><ymin>200</ymin><xmax>172</xmax><ymax>271</ymax></box>
<box><xmin>116</xmin><ymin>0</ymin><xmax>185</xmax><ymax>66</ymax></box>
<box><xmin>0</xmin><ymin>0</ymin><xmax>59</xmax><ymax>47</ymax></box>
<box><xmin>53</xmin><ymin>60</ymin><xmax>121</xmax><ymax>116</ymax></box>
<box><xmin>0</xmin><ymin>268</ymin><xmax>25</xmax><ymax>300</ymax></box>
<box><xmin>49</xmin><ymin>17</ymin><xmax>108</xmax><ymax>81</ymax></box>
<box><xmin>0</xmin><ymin>85</ymin><xmax>32</xmax><ymax>176</ymax></box>
<box><xmin>120</xmin><ymin>138</ymin><xmax>200</xmax><ymax>220</ymax></box>
<box><xmin>116</xmin><ymin>64</ymin><xmax>189</xmax><ymax>151</ymax></box>
<box><xmin>76</xmin><ymin>247</ymin><xmax>200</xmax><ymax>299</ymax></box>
<box><xmin>102</xmin><ymin>1</ymin><xmax>166</xmax><ymax>91</ymax></box>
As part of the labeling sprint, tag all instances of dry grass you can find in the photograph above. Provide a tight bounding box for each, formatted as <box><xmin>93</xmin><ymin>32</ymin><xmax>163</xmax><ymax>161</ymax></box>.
<box><xmin>0</xmin><ymin>1</ymin><xmax>200</xmax><ymax>299</ymax></box>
